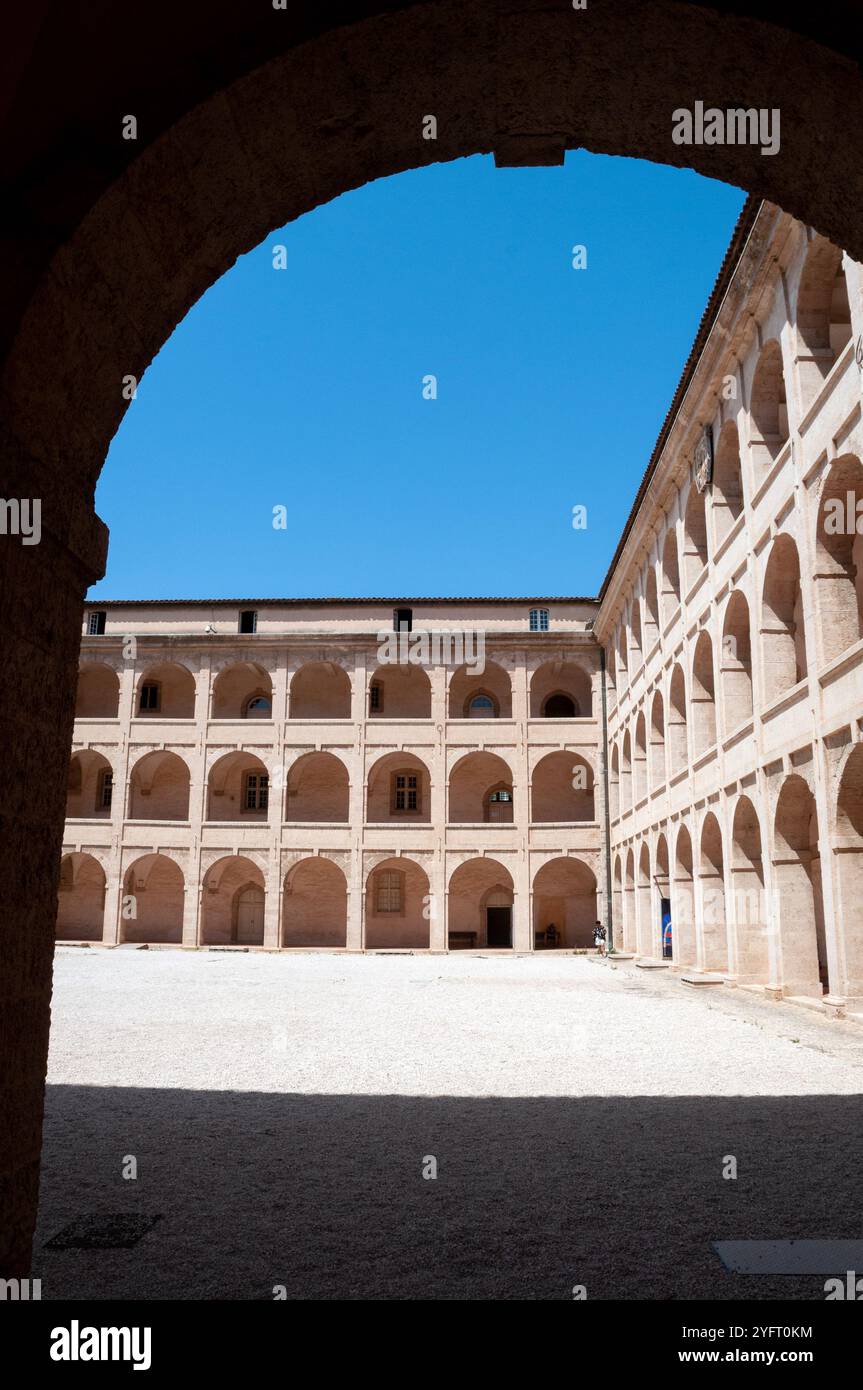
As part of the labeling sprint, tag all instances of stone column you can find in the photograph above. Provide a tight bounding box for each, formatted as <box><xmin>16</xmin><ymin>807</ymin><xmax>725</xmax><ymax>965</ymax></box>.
<box><xmin>512</xmin><ymin>651</ymin><xmax>532</xmax><ymax>951</ymax></box>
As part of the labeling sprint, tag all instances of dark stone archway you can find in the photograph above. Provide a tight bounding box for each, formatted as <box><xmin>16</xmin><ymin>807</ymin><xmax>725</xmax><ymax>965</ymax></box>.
<box><xmin>2</xmin><ymin>0</ymin><xmax>863</xmax><ymax>1274</ymax></box>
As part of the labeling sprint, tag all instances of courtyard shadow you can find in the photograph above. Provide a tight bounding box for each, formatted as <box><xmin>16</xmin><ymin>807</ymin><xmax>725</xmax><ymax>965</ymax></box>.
<box><xmin>33</xmin><ymin>1087</ymin><xmax>863</xmax><ymax>1300</ymax></box>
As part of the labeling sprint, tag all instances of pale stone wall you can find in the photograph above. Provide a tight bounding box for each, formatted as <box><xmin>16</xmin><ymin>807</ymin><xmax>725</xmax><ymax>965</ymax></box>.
<box><xmin>597</xmin><ymin>205</ymin><xmax>863</xmax><ymax>1012</ymax></box>
<box><xmin>61</xmin><ymin>607</ymin><xmax>603</xmax><ymax>952</ymax></box>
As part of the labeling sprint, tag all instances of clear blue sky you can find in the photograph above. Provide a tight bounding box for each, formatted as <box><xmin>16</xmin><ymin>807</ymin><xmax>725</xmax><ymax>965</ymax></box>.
<box><xmin>89</xmin><ymin>151</ymin><xmax>745</xmax><ymax>600</ymax></box>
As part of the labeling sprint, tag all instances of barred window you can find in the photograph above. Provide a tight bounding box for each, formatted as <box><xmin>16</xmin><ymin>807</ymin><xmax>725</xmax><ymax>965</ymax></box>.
<box><xmin>529</xmin><ymin>608</ymin><xmax>550</xmax><ymax>632</ymax></box>
<box><xmin>369</xmin><ymin>681</ymin><xmax>383</xmax><ymax>713</ymax></box>
<box><xmin>375</xmin><ymin>870</ymin><xmax>403</xmax><ymax>913</ymax></box>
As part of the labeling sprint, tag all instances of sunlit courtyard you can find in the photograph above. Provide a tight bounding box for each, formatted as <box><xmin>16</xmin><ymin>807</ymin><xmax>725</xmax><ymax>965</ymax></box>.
<box><xmin>35</xmin><ymin>948</ymin><xmax>863</xmax><ymax>1300</ymax></box>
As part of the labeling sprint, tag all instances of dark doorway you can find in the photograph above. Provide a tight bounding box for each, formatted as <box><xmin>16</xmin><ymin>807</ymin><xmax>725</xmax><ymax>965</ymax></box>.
<box><xmin>487</xmin><ymin>907</ymin><xmax>512</xmax><ymax>948</ymax></box>
<box><xmin>543</xmin><ymin>693</ymin><xmax>577</xmax><ymax>718</ymax></box>
<box><xmin>661</xmin><ymin>898</ymin><xmax>672</xmax><ymax>959</ymax></box>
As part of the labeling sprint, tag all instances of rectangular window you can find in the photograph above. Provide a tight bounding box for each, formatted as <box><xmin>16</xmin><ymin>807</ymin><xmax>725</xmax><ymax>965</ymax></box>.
<box><xmin>393</xmin><ymin>772</ymin><xmax>419</xmax><ymax>813</ymax></box>
<box><xmin>376</xmin><ymin>870</ymin><xmax>402</xmax><ymax>913</ymax></box>
<box><xmin>239</xmin><ymin>610</ymin><xmax>258</xmax><ymax>634</ymax></box>
<box><xmin>244</xmin><ymin>772</ymin><xmax>269</xmax><ymax>811</ymax></box>
<box><xmin>393</xmin><ymin>607</ymin><xmax>412</xmax><ymax>632</ymax></box>
<box><xmin>529</xmin><ymin>608</ymin><xmax>550</xmax><ymax>632</ymax></box>
<box><xmin>139</xmin><ymin>683</ymin><xmax>160</xmax><ymax>712</ymax></box>
<box><xmin>98</xmin><ymin>770</ymin><xmax>113</xmax><ymax>810</ymax></box>
<box><xmin>87</xmin><ymin>611</ymin><xmax>107</xmax><ymax>635</ymax></box>
<box><xmin>369</xmin><ymin>682</ymin><xmax>382</xmax><ymax>713</ymax></box>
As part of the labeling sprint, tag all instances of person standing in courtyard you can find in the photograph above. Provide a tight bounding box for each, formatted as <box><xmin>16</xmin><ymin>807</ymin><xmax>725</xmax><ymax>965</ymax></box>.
<box><xmin>593</xmin><ymin>920</ymin><xmax>607</xmax><ymax>956</ymax></box>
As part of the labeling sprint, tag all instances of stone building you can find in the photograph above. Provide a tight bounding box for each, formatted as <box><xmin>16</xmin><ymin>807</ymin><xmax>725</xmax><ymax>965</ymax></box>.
<box><xmin>58</xmin><ymin>201</ymin><xmax>863</xmax><ymax>1016</ymax></box>
<box><xmin>598</xmin><ymin>202</ymin><xmax>863</xmax><ymax>1016</ymax></box>
<box><xmin>61</xmin><ymin>598</ymin><xmax>604</xmax><ymax>952</ymax></box>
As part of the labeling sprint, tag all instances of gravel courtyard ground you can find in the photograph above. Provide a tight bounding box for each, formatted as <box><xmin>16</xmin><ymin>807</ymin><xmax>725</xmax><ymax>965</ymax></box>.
<box><xmin>35</xmin><ymin>947</ymin><xmax>863</xmax><ymax>1300</ymax></box>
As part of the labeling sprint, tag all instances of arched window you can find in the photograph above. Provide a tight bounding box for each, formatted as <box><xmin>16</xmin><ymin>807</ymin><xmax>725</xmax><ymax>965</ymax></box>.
<box><xmin>466</xmin><ymin>692</ymin><xmax>498</xmax><ymax>718</ymax></box>
<box><xmin>484</xmin><ymin>785</ymin><xmax>514</xmax><ymax>823</ymax></box>
<box><xmin>244</xmin><ymin>694</ymin><xmax>272</xmax><ymax>719</ymax></box>
<box><xmin>542</xmin><ymin>692</ymin><xmax>578</xmax><ymax>718</ymax></box>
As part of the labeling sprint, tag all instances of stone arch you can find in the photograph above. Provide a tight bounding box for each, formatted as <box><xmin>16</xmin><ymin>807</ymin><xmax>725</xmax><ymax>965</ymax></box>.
<box><xmin>649</xmin><ymin>690</ymin><xmax>666</xmax><ymax>790</ymax></box>
<box><xmin>629</xmin><ymin>599</ymin><xmax>643</xmax><ymax>665</ymax></box>
<box><xmin>683</xmin><ymin>484</ymin><xmax>709</xmax><ymax>589</ymax></box>
<box><xmin>633</xmin><ymin>711</ymin><xmax>648</xmax><ymax>805</ymax></box>
<box><xmin>623</xmin><ymin>848</ymin><xmax>636</xmax><ymax>954</ymax></box>
<box><xmin>448</xmin><ymin>858</ymin><xmax>514</xmax><ymax>950</ymax></box>
<box><xmin>290</xmin><ymin>662</ymin><xmax>351</xmax><ymax>719</ymax></box>
<box><xmin>673</xmin><ymin>824</ymin><xmax>696</xmax><ymax>969</ymax></box>
<box><xmin>75</xmin><ymin>664</ymin><xmax>120</xmax><ymax>719</ymax></box>
<box><xmin>365</xmin><ymin>856</ymin><xmax>430</xmax><ymax>950</ymax></box>
<box><xmin>529</xmin><ymin>661</ymin><xmax>592</xmax><ymax>718</ymax></box>
<box><xmin>7</xmin><ymin>0</ymin><xmax>863</xmax><ymax>1279</ymax></box>
<box><xmin>617</xmin><ymin>625</ymin><xmax>628</xmax><ymax>677</ymax></box>
<box><xmin>691</xmin><ymin>631</ymin><xmax>717</xmax><ymax>757</ymax></box>
<box><xmin>66</xmin><ymin>750</ymin><xmax>114</xmax><ymax>820</ymax></box>
<box><xmin>609</xmin><ymin>743</ymin><xmax>620</xmax><ymax>821</ymax></box>
<box><xmin>655</xmin><ymin>833</ymin><xmax>671</xmax><ymax>959</ymax></box>
<box><xmin>285</xmin><ymin>751</ymin><xmax>350</xmax><ymax>823</ymax></box>
<box><xmin>699</xmin><ymin>811</ymin><xmax>729</xmax><ymax>972</ymax></box>
<box><xmin>56</xmin><ymin>853</ymin><xmax>106</xmax><ymax>942</ymax></box>
<box><xmin>750</xmin><ymin>340</ymin><xmax>789</xmax><ymax>463</ymax></box>
<box><xmin>612</xmin><ymin>854</ymin><xmax>623</xmax><ymax>951</ymax></box>
<box><xmin>532</xmin><ymin>750</ymin><xmax>594</xmax><ymax>824</ymax></box>
<box><xmin>834</xmin><ymin>745</ymin><xmax>863</xmax><ymax>1003</ymax></box>
<box><xmin>282</xmin><ymin>856</ymin><xmax>348</xmax><ymax>948</ymax></box>
<box><xmin>721</xmin><ymin>590</ymin><xmax>753</xmax><ymax>732</ymax></box>
<box><xmin>207</xmin><ymin>750</ymin><xmax>270</xmax><ymax>823</ymax></box>
<box><xmin>636</xmin><ymin>841</ymin><xmax>654</xmax><ymax>959</ymax></box>
<box><xmin>366</xmin><ymin>751</ymin><xmax>431</xmax><ymax>823</ymax></box>
<box><xmin>761</xmin><ymin>533</ymin><xmax>807</xmax><ymax>703</ymax></box>
<box><xmin>661</xmin><ymin>527</ymin><xmax>681</xmax><ymax>620</ymax></box>
<box><xmin>121</xmin><ymin>853</ymin><xmax>184</xmax><ymax>944</ymax></box>
<box><xmin>212</xmin><ymin>662</ymin><xmax>273</xmax><ymax>719</ymax></box>
<box><xmin>773</xmin><ymin>774</ymin><xmax>829</xmax><ymax>996</ymax></box>
<box><xmin>667</xmin><ymin>664</ymin><xmax>688</xmax><ymax>778</ymax></box>
<box><xmin>533</xmin><ymin>857</ymin><xmax>597</xmax><ymax>950</ymax></box>
<box><xmin>814</xmin><ymin>454</ymin><xmax>863</xmax><ymax>664</ymax></box>
<box><xmin>795</xmin><ymin>235</ymin><xmax>852</xmax><ymax>407</ymax></box>
<box><xmin>201</xmin><ymin>855</ymin><xmax>266</xmax><ymax>946</ymax></box>
<box><xmin>712</xmin><ymin>420</ymin><xmax>744</xmax><ymax>546</ymax></box>
<box><xmin>135</xmin><ymin>662</ymin><xmax>196</xmax><ymax>718</ymax></box>
<box><xmin>128</xmin><ymin>749</ymin><xmax>191</xmax><ymax>821</ymax></box>
<box><xmin>449</xmin><ymin>751</ymin><xmax>513</xmax><ymax>824</ymax></box>
<box><xmin>448</xmin><ymin>661</ymin><xmax>512</xmax><ymax>718</ymax></box>
<box><xmin>644</xmin><ymin>567</ymin><xmax>660</xmax><ymax>647</ymax></box>
<box><xmin>730</xmin><ymin>795</ymin><xmax>769</xmax><ymax>984</ymax></box>
<box><xmin>620</xmin><ymin>730</ymin><xmax>633</xmax><ymax>812</ymax></box>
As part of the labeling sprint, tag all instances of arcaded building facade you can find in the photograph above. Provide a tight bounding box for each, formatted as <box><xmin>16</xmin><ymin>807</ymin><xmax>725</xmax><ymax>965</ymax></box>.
<box><xmin>59</xmin><ymin>202</ymin><xmax>863</xmax><ymax>1014</ymax></box>
<box><xmin>61</xmin><ymin>600</ymin><xmax>604</xmax><ymax>953</ymax></box>
<box><xmin>598</xmin><ymin>202</ymin><xmax>863</xmax><ymax>1015</ymax></box>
